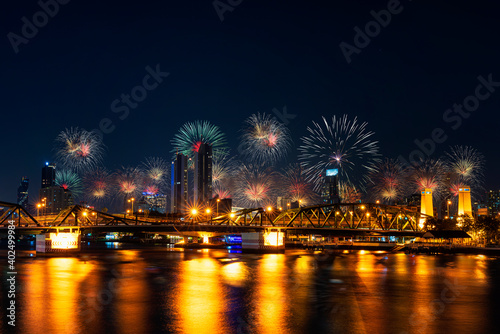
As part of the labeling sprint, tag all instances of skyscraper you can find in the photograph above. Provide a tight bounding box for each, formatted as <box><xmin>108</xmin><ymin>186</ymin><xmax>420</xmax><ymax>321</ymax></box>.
<box><xmin>322</xmin><ymin>168</ymin><xmax>339</xmax><ymax>204</ymax></box>
<box><xmin>17</xmin><ymin>177</ymin><xmax>29</xmax><ymax>209</ymax></box>
<box><xmin>39</xmin><ymin>186</ymin><xmax>73</xmax><ymax>214</ymax></box>
<box><xmin>171</xmin><ymin>154</ymin><xmax>188</xmax><ymax>213</ymax></box>
<box><xmin>194</xmin><ymin>143</ymin><xmax>212</xmax><ymax>205</ymax></box>
<box><xmin>41</xmin><ymin>162</ymin><xmax>56</xmax><ymax>188</ymax></box>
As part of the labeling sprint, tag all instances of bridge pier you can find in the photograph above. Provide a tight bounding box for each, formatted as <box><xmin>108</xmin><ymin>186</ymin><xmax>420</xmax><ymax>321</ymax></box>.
<box><xmin>241</xmin><ymin>228</ymin><xmax>285</xmax><ymax>253</ymax></box>
<box><xmin>36</xmin><ymin>228</ymin><xmax>81</xmax><ymax>253</ymax></box>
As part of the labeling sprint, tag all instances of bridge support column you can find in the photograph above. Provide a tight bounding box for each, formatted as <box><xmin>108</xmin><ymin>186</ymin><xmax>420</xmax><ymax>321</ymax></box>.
<box><xmin>240</xmin><ymin>229</ymin><xmax>285</xmax><ymax>253</ymax></box>
<box><xmin>36</xmin><ymin>228</ymin><xmax>81</xmax><ymax>253</ymax></box>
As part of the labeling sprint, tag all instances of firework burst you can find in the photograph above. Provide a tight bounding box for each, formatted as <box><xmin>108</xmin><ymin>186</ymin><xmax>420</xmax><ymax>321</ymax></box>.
<box><xmin>55</xmin><ymin>169</ymin><xmax>83</xmax><ymax>198</ymax></box>
<box><xmin>408</xmin><ymin>159</ymin><xmax>446</xmax><ymax>198</ymax></box>
<box><xmin>233</xmin><ymin>163</ymin><xmax>277</xmax><ymax>208</ymax></box>
<box><xmin>339</xmin><ymin>183</ymin><xmax>362</xmax><ymax>203</ymax></box>
<box><xmin>141</xmin><ymin>157</ymin><xmax>169</xmax><ymax>189</ymax></box>
<box><xmin>280</xmin><ymin>163</ymin><xmax>318</xmax><ymax>204</ymax></box>
<box><xmin>55</xmin><ymin>127</ymin><xmax>104</xmax><ymax>172</ymax></box>
<box><xmin>445</xmin><ymin>146</ymin><xmax>484</xmax><ymax>187</ymax></box>
<box><xmin>84</xmin><ymin>167</ymin><xmax>111</xmax><ymax>202</ymax></box>
<box><xmin>240</xmin><ymin>113</ymin><xmax>292</xmax><ymax>164</ymax></box>
<box><xmin>114</xmin><ymin>167</ymin><xmax>143</xmax><ymax>198</ymax></box>
<box><xmin>367</xmin><ymin>158</ymin><xmax>407</xmax><ymax>203</ymax></box>
<box><xmin>170</xmin><ymin>120</ymin><xmax>227</xmax><ymax>160</ymax></box>
<box><xmin>298</xmin><ymin>115</ymin><xmax>380</xmax><ymax>192</ymax></box>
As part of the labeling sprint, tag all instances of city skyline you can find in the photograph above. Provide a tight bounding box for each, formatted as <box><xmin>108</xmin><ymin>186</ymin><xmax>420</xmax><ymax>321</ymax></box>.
<box><xmin>2</xmin><ymin>1</ymin><xmax>500</xmax><ymax>201</ymax></box>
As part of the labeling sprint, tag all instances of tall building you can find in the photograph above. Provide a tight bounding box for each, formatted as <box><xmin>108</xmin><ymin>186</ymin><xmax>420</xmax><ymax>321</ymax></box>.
<box><xmin>277</xmin><ymin>197</ymin><xmax>292</xmax><ymax>210</ymax></box>
<box><xmin>171</xmin><ymin>154</ymin><xmax>189</xmax><ymax>213</ymax></box>
<box><xmin>458</xmin><ymin>186</ymin><xmax>472</xmax><ymax>217</ymax></box>
<box><xmin>322</xmin><ymin>168</ymin><xmax>339</xmax><ymax>204</ymax></box>
<box><xmin>17</xmin><ymin>177</ymin><xmax>29</xmax><ymax>209</ymax></box>
<box><xmin>39</xmin><ymin>186</ymin><xmax>73</xmax><ymax>214</ymax></box>
<box><xmin>486</xmin><ymin>190</ymin><xmax>500</xmax><ymax>216</ymax></box>
<box><xmin>194</xmin><ymin>143</ymin><xmax>212</xmax><ymax>205</ymax></box>
<box><xmin>41</xmin><ymin>162</ymin><xmax>56</xmax><ymax>188</ymax></box>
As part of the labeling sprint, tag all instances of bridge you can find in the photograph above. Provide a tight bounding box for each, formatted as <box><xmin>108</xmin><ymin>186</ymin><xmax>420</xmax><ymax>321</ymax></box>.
<box><xmin>0</xmin><ymin>201</ymin><xmax>429</xmax><ymax>238</ymax></box>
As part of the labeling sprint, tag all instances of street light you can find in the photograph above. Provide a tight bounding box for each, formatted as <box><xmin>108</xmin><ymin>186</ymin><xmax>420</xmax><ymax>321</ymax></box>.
<box><xmin>128</xmin><ymin>198</ymin><xmax>135</xmax><ymax>213</ymax></box>
<box><xmin>447</xmin><ymin>200</ymin><xmax>452</xmax><ymax>218</ymax></box>
<box><xmin>216</xmin><ymin>198</ymin><xmax>220</xmax><ymax>217</ymax></box>
<box><xmin>267</xmin><ymin>206</ymin><xmax>272</xmax><ymax>212</ymax></box>
<box><xmin>37</xmin><ymin>203</ymin><xmax>41</xmax><ymax>217</ymax></box>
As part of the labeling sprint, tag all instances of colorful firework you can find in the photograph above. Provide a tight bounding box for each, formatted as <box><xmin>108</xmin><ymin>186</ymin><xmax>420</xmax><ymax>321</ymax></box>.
<box><xmin>240</xmin><ymin>113</ymin><xmax>292</xmax><ymax>164</ymax></box>
<box><xmin>55</xmin><ymin>127</ymin><xmax>104</xmax><ymax>172</ymax></box>
<box><xmin>408</xmin><ymin>159</ymin><xmax>446</xmax><ymax>198</ymax></box>
<box><xmin>280</xmin><ymin>163</ymin><xmax>319</xmax><ymax>204</ymax></box>
<box><xmin>212</xmin><ymin>154</ymin><xmax>235</xmax><ymax>186</ymax></box>
<box><xmin>84</xmin><ymin>167</ymin><xmax>111</xmax><ymax>202</ymax></box>
<box><xmin>233</xmin><ymin>163</ymin><xmax>277</xmax><ymax>208</ymax></box>
<box><xmin>141</xmin><ymin>157</ymin><xmax>169</xmax><ymax>186</ymax></box>
<box><xmin>339</xmin><ymin>183</ymin><xmax>362</xmax><ymax>203</ymax></box>
<box><xmin>367</xmin><ymin>158</ymin><xmax>408</xmax><ymax>203</ymax></box>
<box><xmin>213</xmin><ymin>184</ymin><xmax>231</xmax><ymax>199</ymax></box>
<box><xmin>298</xmin><ymin>115</ymin><xmax>380</xmax><ymax>192</ymax></box>
<box><xmin>114</xmin><ymin>167</ymin><xmax>143</xmax><ymax>197</ymax></box>
<box><xmin>170</xmin><ymin>120</ymin><xmax>228</xmax><ymax>160</ymax></box>
<box><xmin>445</xmin><ymin>146</ymin><xmax>485</xmax><ymax>187</ymax></box>
<box><xmin>55</xmin><ymin>169</ymin><xmax>83</xmax><ymax>198</ymax></box>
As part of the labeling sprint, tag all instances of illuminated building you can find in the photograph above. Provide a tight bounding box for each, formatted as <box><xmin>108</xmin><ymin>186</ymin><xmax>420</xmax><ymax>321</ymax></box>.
<box><xmin>171</xmin><ymin>154</ymin><xmax>188</xmax><ymax>213</ymax></box>
<box><xmin>420</xmin><ymin>188</ymin><xmax>433</xmax><ymax>228</ymax></box>
<box><xmin>458</xmin><ymin>186</ymin><xmax>472</xmax><ymax>217</ymax></box>
<box><xmin>39</xmin><ymin>186</ymin><xmax>73</xmax><ymax>214</ymax></box>
<box><xmin>277</xmin><ymin>197</ymin><xmax>292</xmax><ymax>210</ymax></box>
<box><xmin>322</xmin><ymin>168</ymin><xmax>339</xmax><ymax>204</ymax></box>
<box><xmin>194</xmin><ymin>143</ymin><xmax>212</xmax><ymax>205</ymax></box>
<box><xmin>41</xmin><ymin>162</ymin><xmax>56</xmax><ymax>188</ymax></box>
<box><xmin>486</xmin><ymin>190</ymin><xmax>500</xmax><ymax>216</ymax></box>
<box><xmin>138</xmin><ymin>192</ymin><xmax>167</xmax><ymax>214</ymax></box>
<box><xmin>17</xmin><ymin>176</ymin><xmax>29</xmax><ymax>209</ymax></box>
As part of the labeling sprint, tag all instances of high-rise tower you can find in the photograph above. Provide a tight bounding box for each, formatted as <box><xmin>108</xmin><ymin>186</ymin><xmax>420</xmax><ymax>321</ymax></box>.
<box><xmin>194</xmin><ymin>143</ymin><xmax>212</xmax><ymax>205</ymax></box>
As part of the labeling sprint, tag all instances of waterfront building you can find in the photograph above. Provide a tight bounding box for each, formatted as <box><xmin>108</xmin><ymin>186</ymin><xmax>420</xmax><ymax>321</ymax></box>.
<box><xmin>194</xmin><ymin>143</ymin><xmax>212</xmax><ymax>205</ymax></box>
<box><xmin>41</xmin><ymin>162</ymin><xmax>56</xmax><ymax>188</ymax></box>
<box><xmin>17</xmin><ymin>176</ymin><xmax>29</xmax><ymax>209</ymax></box>
<box><xmin>171</xmin><ymin>154</ymin><xmax>189</xmax><ymax>213</ymax></box>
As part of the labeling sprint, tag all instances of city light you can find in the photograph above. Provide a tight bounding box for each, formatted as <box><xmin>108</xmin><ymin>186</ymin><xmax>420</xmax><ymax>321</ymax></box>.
<box><xmin>267</xmin><ymin>206</ymin><xmax>272</xmax><ymax>212</ymax></box>
<box><xmin>191</xmin><ymin>208</ymin><xmax>198</xmax><ymax>215</ymax></box>
<box><xmin>206</xmin><ymin>208</ymin><xmax>211</xmax><ymax>214</ymax></box>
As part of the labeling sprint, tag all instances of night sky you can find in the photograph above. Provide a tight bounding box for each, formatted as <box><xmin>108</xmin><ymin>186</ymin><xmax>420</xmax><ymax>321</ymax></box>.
<box><xmin>2</xmin><ymin>0</ymin><xmax>500</xmax><ymax>203</ymax></box>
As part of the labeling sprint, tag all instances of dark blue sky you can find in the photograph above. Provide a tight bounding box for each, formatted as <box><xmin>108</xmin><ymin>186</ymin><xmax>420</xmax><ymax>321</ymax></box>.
<box><xmin>1</xmin><ymin>0</ymin><xmax>500</xmax><ymax>203</ymax></box>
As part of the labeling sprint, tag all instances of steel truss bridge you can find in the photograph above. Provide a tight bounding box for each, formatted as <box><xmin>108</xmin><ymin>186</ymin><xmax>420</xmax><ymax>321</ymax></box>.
<box><xmin>0</xmin><ymin>201</ymin><xmax>430</xmax><ymax>237</ymax></box>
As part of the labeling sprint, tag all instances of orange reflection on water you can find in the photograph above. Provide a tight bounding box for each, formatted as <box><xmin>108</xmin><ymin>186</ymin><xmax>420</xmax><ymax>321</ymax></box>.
<box><xmin>175</xmin><ymin>257</ymin><xmax>230</xmax><ymax>334</ymax></box>
<box><xmin>254</xmin><ymin>254</ymin><xmax>289</xmax><ymax>334</ymax></box>
<box><xmin>115</xmin><ymin>257</ymin><xmax>150</xmax><ymax>334</ymax></box>
<box><xmin>221</xmin><ymin>261</ymin><xmax>247</xmax><ymax>287</ymax></box>
<box><xmin>21</xmin><ymin>258</ymin><xmax>95</xmax><ymax>334</ymax></box>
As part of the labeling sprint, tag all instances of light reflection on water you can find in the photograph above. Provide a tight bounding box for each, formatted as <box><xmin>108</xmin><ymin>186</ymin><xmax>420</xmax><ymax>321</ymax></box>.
<box><xmin>1</xmin><ymin>249</ymin><xmax>499</xmax><ymax>334</ymax></box>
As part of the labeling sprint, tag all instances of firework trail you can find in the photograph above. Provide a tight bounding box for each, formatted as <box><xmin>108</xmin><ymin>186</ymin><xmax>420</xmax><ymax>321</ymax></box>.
<box><xmin>83</xmin><ymin>167</ymin><xmax>111</xmax><ymax>202</ymax></box>
<box><xmin>114</xmin><ymin>167</ymin><xmax>143</xmax><ymax>198</ymax></box>
<box><xmin>240</xmin><ymin>113</ymin><xmax>292</xmax><ymax>164</ymax></box>
<box><xmin>444</xmin><ymin>145</ymin><xmax>485</xmax><ymax>189</ymax></box>
<box><xmin>170</xmin><ymin>120</ymin><xmax>228</xmax><ymax>161</ymax></box>
<box><xmin>280</xmin><ymin>163</ymin><xmax>319</xmax><ymax>204</ymax></box>
<box><xmin>55</xmin><ymin>169</ymin><xmax>83</xmax><ymax>198</ymax></box>
<box><xmin>367</xmin><ymin>158</ymin><xmax>408</xmax><ymax>203</ymax></box>
<box><xmin>233</xmin><ymin>163</ymin><xmax>277</xmax><ymax>208</ymax></box>
<box><xmin>408</xmin><ymin>159</ymin><xmax>446</xmax><ymax>199</ymax></box>
<box><xmin>140</xmin><ymin>157</ymin><xmax>170</xmax><ymax>195</ymax></box>
<box><xmin>55</xmin><ymin>127</ymin><xmax>104</xmax><ymax>172</ymax></box>
<box><xmin>298</xmin><ymin>115</ymin><xmax>380</xmax><ymax>192</ymax></box>
<box><xmin>339</xmin><ymin>183</ymin><xmax>362</xmax><ymax>203</ymax></box>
